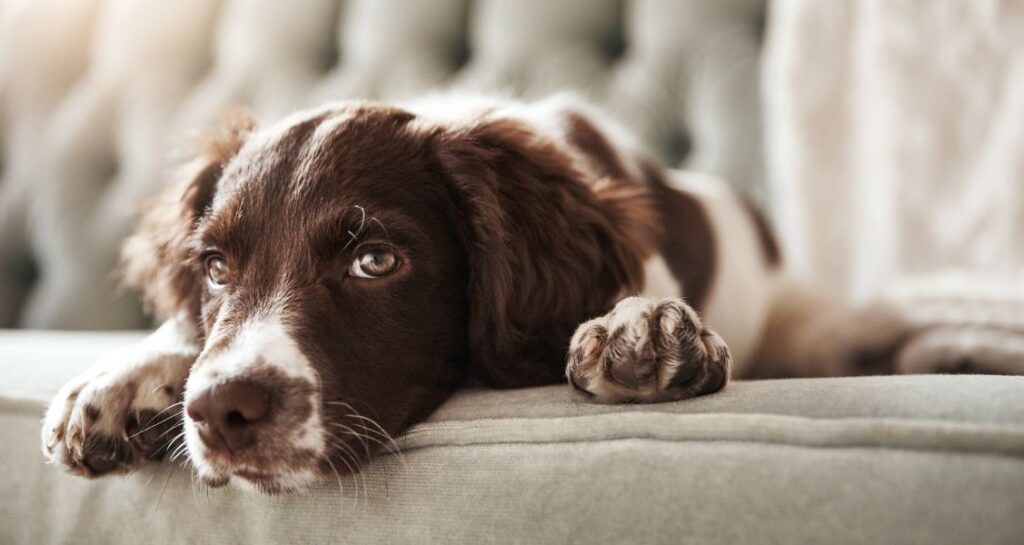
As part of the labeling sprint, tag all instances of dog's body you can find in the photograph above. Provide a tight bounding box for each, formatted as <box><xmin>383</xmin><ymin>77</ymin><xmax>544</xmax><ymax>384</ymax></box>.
<box><xmin>42</xmin><ymin>95</ymin><xmax>909</xmax><ymax>493</ymax></box>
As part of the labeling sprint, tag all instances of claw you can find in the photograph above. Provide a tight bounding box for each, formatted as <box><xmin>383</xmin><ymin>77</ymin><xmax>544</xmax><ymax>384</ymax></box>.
<box><xmin>81</xmin><ymin>435</ymin><xmax>131</xmax><ymax>476</ymax></box>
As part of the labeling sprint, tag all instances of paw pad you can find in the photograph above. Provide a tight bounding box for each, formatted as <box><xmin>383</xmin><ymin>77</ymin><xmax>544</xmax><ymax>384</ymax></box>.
<box><xmin>567</xmin><ymin>297</ymin><xmax>731</xmax><ymax>403</ymax></box>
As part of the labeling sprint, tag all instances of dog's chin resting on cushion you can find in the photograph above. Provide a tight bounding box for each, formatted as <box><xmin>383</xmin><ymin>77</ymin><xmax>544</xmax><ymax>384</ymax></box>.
<box><xmin>41</xmin><ymin>95</ymin><xmax>922</xmax><ymax>494</ymax></box>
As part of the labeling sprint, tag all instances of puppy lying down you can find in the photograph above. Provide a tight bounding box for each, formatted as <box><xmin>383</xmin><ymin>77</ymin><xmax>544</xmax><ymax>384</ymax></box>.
<box><xmin>42</xmin><ymin>95</ymin><xmax>916</xmax><ymax>494</ymax></box>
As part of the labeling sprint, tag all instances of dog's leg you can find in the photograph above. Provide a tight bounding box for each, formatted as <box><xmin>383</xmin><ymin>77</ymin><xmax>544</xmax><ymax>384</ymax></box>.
<box><xmin>41</xmin><ymin>316</ymin><xmax>198</xmax><ymax>477</ymax></box>
<box><xmin>566</xmin><ymin>296</ymin><xmax>732</xmax><ymax>403</ymax></box>
<box><xmin>743</xmin><ymin>279</ymin><xmax>917</xmax><ymax>379</ymax></box>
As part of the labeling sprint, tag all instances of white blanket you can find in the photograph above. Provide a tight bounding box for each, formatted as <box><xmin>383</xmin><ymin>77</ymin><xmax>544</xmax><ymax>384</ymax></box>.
<box><xmin>764</xmin><ymin>0</ymin><xmax>1024</xmax><ymax>300</ymax></box>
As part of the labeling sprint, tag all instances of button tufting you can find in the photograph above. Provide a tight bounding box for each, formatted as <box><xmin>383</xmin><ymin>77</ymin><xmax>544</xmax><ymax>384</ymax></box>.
<box><xmin>0</xmin><ymin>0</ymin><xmax>766</xmax><ymax>328</ymax></box>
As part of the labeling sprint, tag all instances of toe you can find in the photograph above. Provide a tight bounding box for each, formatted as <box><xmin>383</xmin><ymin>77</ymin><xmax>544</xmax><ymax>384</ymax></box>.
<box><xmin>81</xmin><ymin>435</ymin><xmax>131</xmax><ymax>476</ymax></box>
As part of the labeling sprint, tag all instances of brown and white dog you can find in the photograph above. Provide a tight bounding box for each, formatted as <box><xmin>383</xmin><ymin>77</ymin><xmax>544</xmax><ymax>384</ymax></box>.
<box><xmin>41</xmin><ymin>95</ymin><xmax>909</xmax><ymax>494</ymax></box>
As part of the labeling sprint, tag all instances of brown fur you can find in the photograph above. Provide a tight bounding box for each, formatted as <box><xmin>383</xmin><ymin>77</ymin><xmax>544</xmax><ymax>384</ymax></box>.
<box><xmin>737</xmin><ymin>192</ymin><xmax>781</xmax><ymax>267</ymax></box>
<box><xmin>56</xmin><ymin>97</ymin><xmax>999</xmax><ymax>489</ymax></box>
<box><xmin>641</xmin><ymin>162</ymin><xmax>717</xmax><ymax>311</ymax></box>
<box><xmin>119</xmin><ymin>102</ymin><xmax>663</xmax><ymax>474</ymax></box>
<box><xmin>436</xmin><ymin>117</ymin><xmax>660</xmax><ymax>387</ymax></box>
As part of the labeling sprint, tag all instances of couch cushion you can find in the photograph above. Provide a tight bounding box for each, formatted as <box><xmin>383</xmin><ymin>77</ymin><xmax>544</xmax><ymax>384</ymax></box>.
<box><xmin>0</xmin><ymin>0</ymin><xmax>766</xmax><ymax>329</ymax></box>
<box><xmin>2</xmin><ymin>330</ymin><xmax>1023</xmax><ymax>544</ymax></box>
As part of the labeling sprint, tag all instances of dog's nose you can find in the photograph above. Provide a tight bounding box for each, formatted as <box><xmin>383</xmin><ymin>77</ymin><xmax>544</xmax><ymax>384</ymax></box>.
<box><xmin>186</xmin><ymin>381</ymin><xmax>271</xmax><ymax>452</ymax></box>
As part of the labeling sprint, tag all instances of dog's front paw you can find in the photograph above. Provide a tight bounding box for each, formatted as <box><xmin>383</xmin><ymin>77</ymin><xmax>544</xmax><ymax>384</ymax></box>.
<box><xmin>41</xmin><ymin>348</ymin><xmax>193</xmax><ymax>477</ymax></box>
<box><xmin>566</xmin><ymin>296</ymin><xmax>731</xmax><ymax>403</ymax></box>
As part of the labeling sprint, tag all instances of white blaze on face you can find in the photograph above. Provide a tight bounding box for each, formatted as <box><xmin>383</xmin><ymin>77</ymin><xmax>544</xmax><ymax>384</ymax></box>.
<box><xmin>183</xmin><ymin>309</ymin><xmax>326</xmax><ymax>488</ymax></box>
<box><xmin>190</xmin><ymin>311</ymin><xmax>320</xmax><ymax>387</ymax></box>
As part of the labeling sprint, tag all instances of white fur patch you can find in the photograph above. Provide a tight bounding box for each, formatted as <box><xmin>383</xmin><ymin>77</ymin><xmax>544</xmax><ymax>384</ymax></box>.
<box><xmin>663</xmin><ymin>170</ymin><xmax>778</xmax><ymax>374</ymax></box>
<box><xmin>291</xmin><ymin>109</ymin><xmax>356</xmax><ymax>194</ymax></box>
<box><xmin>41</xmin><ymin>316</ymin><xmax>198</xmax><ymax>474</ymax></box>
<box><xmin>230</xmin><ymin>468</ymin><xmax>319</xmax><ymax>494</ymax></box>
<box><xmin>641</xmin><ymin>255</ymin><xmax>682</xmax><ymax>300</ymax></box>
<box><xmin>189</xmin><ymin>311</ymin><xmax>319</xmax><ymax>389</ymax></box>
<box><xmin>184</xmin><ymin>308</ymin><xmax>326</xmax><ymax>487</ymax></box>
<box><xmin>405</xmin><ymin>92</ymin><xmax>649</xmax><ymax>186</ymax></box>
<box><xmin>214</xmin><ymin>104</ymin><xmax>341</xmax><ymax>205</ymax></box>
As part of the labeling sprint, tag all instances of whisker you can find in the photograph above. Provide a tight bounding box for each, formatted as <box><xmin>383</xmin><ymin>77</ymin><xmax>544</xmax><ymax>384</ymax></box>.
<box><xmin>153</xmin><ymin>462</ymin><xmax>176</xmax><ymax>512</ymax></box>
<box><xmin>322</xmin><ymin>454</ymin><xmax>346</xmax><ymax>514</ymax></box>
<box><xmin>145</xmin><ymin>421</ymin><xmax>184</xmax><ymax>446</ymax></box>
<box><xmin>168</xmin><ymin>447</ymin><xmax>189</xmax><ymax>464</ymax></box>
<box><xmin>341</xmin><ymin>205</ymin><xmax>369</xmax><ymax>252</ymax></box>
<box><xmin>167</xmin><ymin>435</ymin><xmax>191</xmax><ymax>464</ymax></box>
<box><xmin>324</xmin><ymin>399</ymin><xmax>407</xmax><ymax>502</ymax></box>
<box><xmin>331</xmin><ymin>431</ymin><xmax>367</xmax><ymax>468</ymax></box>
<box><xmin>331</xmin><ymin>423</ymin><xmax>379</xmax><ymax>500</ymax></box>
<box><xmin>162</xmin><ymin>434</ymin><xmax>184</xmax><ymax>462</ymax></box>
<box><xmin>329</xmin><ymin>431</ymin><xmax>370</xmax><ymax>507</ymax></box>
<box><xmin>332</xmin><ymin>422</ymin><xmax>373</xmax><ymax>459</ymax></box>
<box><xmin>342</xmin><ymin>418</ymin><xmax>406</xmax><ymax>467</ymax></box>
<box><xmin>327</xmin><ymin>437</ymin><xmax>365</xmax><ymax>509</ymax></box>
<box><xmin>128</xmin><ymin>403</ymin><xmax>184</xmax><ymax>439</ymax></box>
<box><xmin>165</xmin><ymin>427</ymin><xmax>187</xmax><ymax>448</ymax></box>
<box><xmin>353</xmin><ymin>205</ymin><xmax>368</xmax><ymax>236</ymax></box>
<box><xmin>331</xmin><ymin>424</ymin><xmax>395</xmax><ymax>501</ymax></box>
<box><xmin>190</xmin><ymin>464</ymin><xmax>200</xmax><ymax>506</ymax></box>
<box><xmin>342</xmin><ymin>230</ymin><xmax>358</xmax><ymax>251</ymax></box>
<box><xmin>166</xmin><ymin>428</ymin><xmax>188</xmax><ymax>447</ymax></box>
<box><xmin>323</xmin><ymin>454</ymin><xmax>344</xmax><ymax>492</ymax></box>
<box><xmin>367</xmin><ymin>216</ymin><xmax>392</xmax><ymax>244</ymax></box>
<box><xmin>323</xmin><ymin>456</ymin><xmax>348</xmax><ymax>512</ymax></box>
<box><xmin>335</xmin><ymin>424</ymin><xmax>393</xmax><ymax>461</ymax></box>
<box><xmin>324</xmin><ymin>400</ymin><xmax>406</xmax><ymax>466</ymax></box>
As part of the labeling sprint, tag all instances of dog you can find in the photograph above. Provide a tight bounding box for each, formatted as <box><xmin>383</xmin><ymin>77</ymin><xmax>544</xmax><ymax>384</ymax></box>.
<box><xmin>41</xmin><ymin>95</ymin><xmax>911</xmax><ymax>494</ymax></box>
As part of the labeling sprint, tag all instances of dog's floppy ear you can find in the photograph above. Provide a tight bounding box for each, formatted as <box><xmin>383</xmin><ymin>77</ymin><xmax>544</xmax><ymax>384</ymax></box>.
<box><xmin>435</xmin><ymin>118</ymin><xmax>660</xmax><ymax>387</ymax></box>
<box><xmin>121</xmin><ymin>111</ymin><xmax>255</xmax><ymax>324</ymax></box>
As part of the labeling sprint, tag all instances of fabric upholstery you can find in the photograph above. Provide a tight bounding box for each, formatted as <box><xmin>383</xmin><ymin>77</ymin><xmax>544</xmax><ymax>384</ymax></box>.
<box><xmin>0</xmin><ymin>0</ymin><xmax>766</xmax><ymax>328</ymax></box>
<box><xmin>2</xmin><ymin>330</ymin><xmax>1023</xmax><ymax>545</ymax></box>
<box><xmin>4</xmin><ymin>4</ymin><xmax>1022</xmax><ymax>544</ymax></box>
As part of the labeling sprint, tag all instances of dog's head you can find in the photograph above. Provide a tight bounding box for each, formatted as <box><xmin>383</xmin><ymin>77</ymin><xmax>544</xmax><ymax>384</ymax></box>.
<box><xmin>122</xmin><ymin>100</ymin><xmax>656</xmax><ymax>493</ymax></box>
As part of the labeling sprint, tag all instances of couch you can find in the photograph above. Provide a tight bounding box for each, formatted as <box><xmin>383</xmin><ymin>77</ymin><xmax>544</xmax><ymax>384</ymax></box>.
<box><xmin>4</xmin><ymin>331</ymin><xmax>1024</xmax><ymax>544</ymax></box>
<box><xmin>1</xmin><ymin>1</ymin><xmax>1022</xmax><ymax>544</ymax></box>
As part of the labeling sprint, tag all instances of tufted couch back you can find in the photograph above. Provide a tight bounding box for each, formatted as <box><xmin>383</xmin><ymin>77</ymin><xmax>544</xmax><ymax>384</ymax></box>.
<box><xmin>0</xmin><ymin>0</ymin><xmax>765</xmax><ymax>329</ymax></box>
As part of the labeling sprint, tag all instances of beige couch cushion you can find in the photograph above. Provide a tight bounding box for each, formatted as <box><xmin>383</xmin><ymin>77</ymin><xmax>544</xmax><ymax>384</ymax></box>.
<box><xmin>2</xmin><ymin>330</ymin><xmax>1024</xmax><ymax>544</ymax></box>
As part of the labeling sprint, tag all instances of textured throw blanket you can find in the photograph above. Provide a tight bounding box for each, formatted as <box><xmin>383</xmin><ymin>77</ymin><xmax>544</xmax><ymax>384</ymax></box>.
<box><xmin>763</xmin><ymin>0</ymin><xmax>1024</xmax><ymax>371</ymax></box>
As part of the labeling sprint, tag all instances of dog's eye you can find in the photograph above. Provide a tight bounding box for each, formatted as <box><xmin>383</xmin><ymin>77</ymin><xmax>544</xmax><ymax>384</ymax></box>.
<box><xmin>349</xmin><ymin>251</ymin><xmax>398</xmax><ymax>278</ymax></box>
<box><xmin>205</xmin><ymin>255</ymin><xmax>230</xmax><ymax>287</ymax></box>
